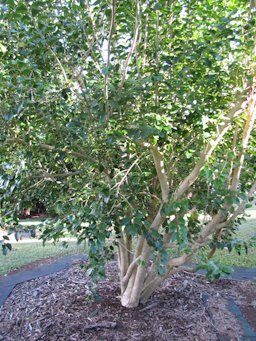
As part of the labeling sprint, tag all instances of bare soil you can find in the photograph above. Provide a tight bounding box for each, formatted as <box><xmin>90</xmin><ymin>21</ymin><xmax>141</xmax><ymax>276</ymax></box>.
<box><xmin>0</xmin><ymin>262</ymin><xmax>255</xmax><ymax>341</ymax></box>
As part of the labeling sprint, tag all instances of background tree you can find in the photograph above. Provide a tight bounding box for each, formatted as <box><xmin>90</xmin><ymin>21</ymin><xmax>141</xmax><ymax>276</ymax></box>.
<box><xmin>0</xmin><ymin>0</ymin><xmax>255</xmax><ymax>307</ymax></box>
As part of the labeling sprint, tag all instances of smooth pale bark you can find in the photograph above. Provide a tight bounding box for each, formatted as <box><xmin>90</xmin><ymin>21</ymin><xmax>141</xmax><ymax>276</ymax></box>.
<box><xmin>120</xmin><ymin>172</ymin><xmax>256</xmax><ymax>308</ymax></box>
<box><xmin>173</xmin><ymin>92</ymin><xmax>248</xmax><ymax>201</ymax></box>
<box><xmin>120</xmin><ymin>146</ymin><xmax>169</xmax><ymax>307</ymax></box>
<box><xmin>119</xmin><ymin>91</ymin><xmax>255</xmax><ymax>308</ymax></box>
<box><xmin>231</xmin><ymin>94</ymin><xmax>256</xmax><ymax>190</ymax></box>
<box><xmin>121</xmin><ymin>240</ymin><xmax>151</xmax><ymax>307</ymax></box>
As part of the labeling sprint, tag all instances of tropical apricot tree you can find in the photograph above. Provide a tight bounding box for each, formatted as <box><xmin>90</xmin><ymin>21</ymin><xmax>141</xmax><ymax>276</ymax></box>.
<box><xmin>0</xmin><ymin>0</ymin><xmax>255</xmax><ymax>307</ymax></box>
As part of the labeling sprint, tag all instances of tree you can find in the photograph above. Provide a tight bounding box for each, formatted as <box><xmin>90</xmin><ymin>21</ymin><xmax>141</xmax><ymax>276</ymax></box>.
<box><xmin>0</xmin><ymin>0</ymin><xmax>255</xmax><ymax>307</ymax></box>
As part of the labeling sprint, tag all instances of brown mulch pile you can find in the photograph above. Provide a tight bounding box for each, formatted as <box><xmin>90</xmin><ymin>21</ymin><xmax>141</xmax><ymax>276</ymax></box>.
<box><xmin>0</xmin><ymin>262</ymin><xmax>255</xmax><ymax>341</ymax></box>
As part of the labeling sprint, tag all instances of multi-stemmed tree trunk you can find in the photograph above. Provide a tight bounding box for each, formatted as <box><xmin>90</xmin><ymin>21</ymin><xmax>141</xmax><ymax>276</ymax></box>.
<box><xmin>118</xmin><ymin>91</ymin><xmax>256</xmax><ymax>307</ymax></box>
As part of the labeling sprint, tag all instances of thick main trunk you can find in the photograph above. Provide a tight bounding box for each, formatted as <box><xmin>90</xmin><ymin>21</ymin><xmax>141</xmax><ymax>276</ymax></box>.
<box><xmin>121</xmin><ymin>239</ymin><xmax>151</xmax><ymax>307</ymax></box>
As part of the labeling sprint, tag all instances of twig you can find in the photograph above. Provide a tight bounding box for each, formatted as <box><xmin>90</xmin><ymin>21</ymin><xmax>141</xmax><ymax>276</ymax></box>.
<box><xmin>49</xmin><ymin>48</ymin><xmax>68</xmax><ymax>84</ymax></box>
<box><xmin>140</xmin><ymin>302</ymin><xmax>160</xmax><ymax>312</ymax></box>
<box><xmin>111</xmin><ymin>155</ymin><xmax>143</xmax><ymax>194</ymax></box>
<box><xmin>119</xmin><ymin>0</ymin><xmax>140</xmax><ymax>89</ymax></box>
<box><xmin>31</xmin><ymin>171</ymin><xmax>82</xmax><ymax>179</ymax></box>
<box><xmin>84</xmin><ymin>321</ymin><xmax>117</xmax><ymax>330</ymax></box>
<box><xmin>19</xmin><ymin>317</ymin><xmax>25</xmax><ymax>337</ymax></box>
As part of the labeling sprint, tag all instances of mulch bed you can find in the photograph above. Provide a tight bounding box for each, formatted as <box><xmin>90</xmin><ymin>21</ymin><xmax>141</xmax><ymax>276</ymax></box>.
<box><xmin>0</xmin><ymin>261</ymin><xmax>255</xmax><ymax>341</ymax></box>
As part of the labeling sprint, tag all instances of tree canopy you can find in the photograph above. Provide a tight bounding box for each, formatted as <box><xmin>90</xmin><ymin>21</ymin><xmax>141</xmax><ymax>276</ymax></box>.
<box><xmin>0</xmin><ymin>0</ymin><xmax>256</xmax><ymax>307</ymax></box>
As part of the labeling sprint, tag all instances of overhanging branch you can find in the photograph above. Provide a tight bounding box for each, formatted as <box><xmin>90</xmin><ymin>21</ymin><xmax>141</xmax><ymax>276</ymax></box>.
<box><xmin>31</xmin><ymin>171</ymin><xmax>82</xmax><ymax>180</ymax></box>
<box><xmin>6</xmin><ymin>137</ymin><xmax>88</xmax><ymax>160</ymax></box>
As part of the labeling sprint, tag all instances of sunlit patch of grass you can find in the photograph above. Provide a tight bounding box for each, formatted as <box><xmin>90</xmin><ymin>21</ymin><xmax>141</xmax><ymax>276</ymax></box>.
<box><xmin>195</xmin><ymin>206</ymin><xmax>256</xmax><ymax>268</ymax></box>
<box><xmin>0</xmin><ymin>241</ymin><xmax>85</xmax><ymax>276</ymax></box>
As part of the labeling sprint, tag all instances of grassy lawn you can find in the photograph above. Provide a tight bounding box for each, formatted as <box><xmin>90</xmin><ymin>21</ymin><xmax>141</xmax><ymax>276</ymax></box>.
<box><xmin>0</xmin><ymin>206</ymin><xmax>255</xmax><ymax>276</ymax></box>
<box><xmin>195</xmin><ymin>206</ymin><xmax>256</xmax><ymax>268</ymax></box>
<box><xmin>0</xmin><ymin>241</ymin><xmax>85</xmax><ymax>276</ymax></box>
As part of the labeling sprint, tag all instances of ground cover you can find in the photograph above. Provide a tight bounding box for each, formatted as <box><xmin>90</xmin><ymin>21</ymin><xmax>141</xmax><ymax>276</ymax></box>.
<box><xmin>0</xmin><ymin>262</ymin><xmax>255</xmax><ymax>341</ymax></box>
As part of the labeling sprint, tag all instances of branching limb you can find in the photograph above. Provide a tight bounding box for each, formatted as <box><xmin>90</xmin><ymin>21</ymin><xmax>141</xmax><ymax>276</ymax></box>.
<box><xmin>111</xmin><ymin>155</ymin><xmax>143</xmax><ymax>195</ymax></box>
<box><xmin>49</xmin><ymin>48</ymin><xmax>69</xmax><ymax>84</ymax></box>
<box><xmin>6</xmin><ymin>138</ymin><xmax>88</xmax><ymax>160</ymax></box>
<box><xmin>104</xmin><ymin>0</ymin><xmax>116</xmax><ymax>122</ymax></box>
<box><xmin>230</xmin><ymin>93</ymin><xmax>256</xmax><ymax>190</ymax></box>
<box><xmin>122</xmin><ymin>256</ymin><xmax>141</xmax><ymax>287</ymax></box>
<box><xmin>173</xmin><ymin>90</ymin><xmax>248</xmax><ymax>200</ymax></box>
<box><xmin>150</xmin><ymin>145</ymin><xmax>169</xmax><ymax>202</ymax></box>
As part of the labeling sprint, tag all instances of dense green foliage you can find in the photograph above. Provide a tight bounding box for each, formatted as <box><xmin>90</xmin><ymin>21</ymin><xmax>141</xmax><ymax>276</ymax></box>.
<box><xmin>0</xmin><ymin>0</ymin><xmax>255</xmax><ymax>305</ymax></box>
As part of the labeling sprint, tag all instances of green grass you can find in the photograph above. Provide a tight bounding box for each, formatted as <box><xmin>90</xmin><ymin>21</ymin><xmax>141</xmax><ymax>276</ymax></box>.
<box><xmin>0</xmin><ymin>241</ymin><xmax>85</xmax><ymax>276</ymax></box>
<box><xmin>196</xmin><ymin>206</ymin><xmax>256</xmax><ymax>268</ymax></box>
<box><xmin>1</xmin><ymin>207</ymin><xmax>255</xmax><ymax>276</ymax></box>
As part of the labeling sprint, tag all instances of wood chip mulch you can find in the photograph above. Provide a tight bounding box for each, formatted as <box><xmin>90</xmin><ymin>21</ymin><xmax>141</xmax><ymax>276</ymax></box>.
<box><xmin>0</xmin><ymin>261</ymin><xmax>255</xmax><ymax>341</ymax></box>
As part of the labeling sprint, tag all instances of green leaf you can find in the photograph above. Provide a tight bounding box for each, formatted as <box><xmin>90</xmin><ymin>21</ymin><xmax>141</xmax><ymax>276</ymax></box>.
<box><xmin>154</xmin><ymin>3</ymin><xmax>162</xmax><ymax>10</ymax></box>
<box><xmin>16</xmin><ymin>3</ymin><xmax>27</xmax><ymax>12</ymax></box>
<box><xmin>15</xmin><ymin>231</ymin><xmax>20</xmax><ymax>242</ymax></box>
<box><xmin>2</xmin><ymin>245</ymin><xmax>8</xmax><ymax>256</ymax></box>
<box><xmin>157</xmin><ymin>264</ymin><xmax>166</xmax><ymax>276</ymax></box>
<box><xmin>6</xmin><ymin>243</ymin><xmax>12</xmax><ymax>251</ymax></box>
<box><xmin>101</xmin><ymin>66</ymin><xmax>109</xmax><ymax>76</ymax></box>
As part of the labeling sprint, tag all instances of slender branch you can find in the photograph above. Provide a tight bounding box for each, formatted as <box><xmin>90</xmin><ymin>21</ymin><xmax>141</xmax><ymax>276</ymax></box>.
<box><xmin>111</xmin><ymin>155</ymin><xmax>143</xmax><ymax>194</ymax></box>
<box><xmin>104</xmin><ymin>0</ymin><xmax>116</xmax><ymax>122</ymax></box>
<box><xmin>227</xmin><ymin>179</ymin><xmax>256</xmax><ymax>223</ymax></box>
<box><xmin>49</xmin><ymin>48</ymin><xmax>68</xmax><ymax>84</ymax></box>
<box><xmin>118</xmin><ymin>234</ymin><xmax>129</xmax><ymax>280</ymax></box>
<box><xmin>20</xmin><ymin>179</ymin><xmax>45</xmax><ymax>195</ymax></box>
<box><xmin>119</xmin><ymin>0</ymin><xmax>141</xmax><ymax>89</ymax></box>
<box><xmin>31</xmin><ymin>171</ymin><xmax>82</xmax><ymax>179</ymax></box>
<box><xmin>185</xmin><ymin>178</ymin><xmax>256</xmax><ymax>262</ymax></box>
<box><xmin>6</xmin><ymin>138</ymin><xmax>88</xmax><ymax>160</ymax></box>
<box><xmin>118</xmin><ymin>238</ymin><xmax>134</xmax><ymax>256</ymax></box>
<box><xmin>230</xmin><ymin>93</ymin><xmax>256</xmax><ymax>190</ymax></box>
<box><xmin>134</xmin><ymin>235</ymin><xmax>145</xmax><ymax>259</ymax></box>
<box><xmin>207</xmin><ymin>229</ymin><xmax>222</xmax><ymax>259</ymax></box>
<box><xmin>193</xmin><ymin>178</ymin><xmax>256</xmax><ymax>252</ymax></box>
<box><xmin>154</xmin><ymin>11</ymin><xmax>160</xmax><ymax>109</ymax></box>
<box><xmin>227</xmin><ymin>124</ymin><xmax>239</xmax><ymax>189</ymax></box>
<box><xmin>118</xmin><ymin>231</ymin><xmax>133</xmax><ymax>293</ymax></box>
<box><xmin>173</xmin><ymin>90</ymin><xmax>248</xmax><ymax>200</ymax></box>
<box><xmin>150</xmin><ymin>145</ymin><xmax>169</xmax><ymax>202</ymax></box>
<box><xmin>85</xmin><ymin>0</ymin><xmax>105</xmax><ymax>72</ymax></box>
<box><xmin>142</xmin><ymin>11</ymin><xmax>148</xmax><ymax>67</ymax></box>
